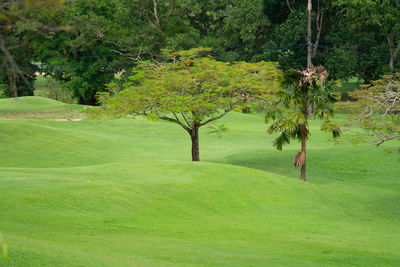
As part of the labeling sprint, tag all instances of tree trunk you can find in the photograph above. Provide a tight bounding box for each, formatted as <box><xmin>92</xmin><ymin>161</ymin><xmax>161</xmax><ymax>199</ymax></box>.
<box><xmin>191</xmin><ymin>125</ymin><xmax>200</xmax><ymax>161</ymax></box>
<box><xmin>390</xmin><ymin>54</ymin><xmax>394</xmax><ymax>70</ymax></box>
<box><xmin>387</xmin><ymin>34</ymin><xmax>400</xmax><ymax>71</ymax></box>
<box><xmin>300</xmin><ymin>123</ymin><xmax>307</xmax><ymax>181</ymax></box>
<box><xmin>306</xmin><ymin>0</ymin><xmax>314</xmax><ymax>119</ymax></box>
<box><xmin>307</xmin><ymin>0</ymin><xmax>312</xmax><ymax>67</ymax></box>
<box><xmin>7</xmin><ymin>72</ymin><xmax>18</xmax><ymax>98</ymax></box>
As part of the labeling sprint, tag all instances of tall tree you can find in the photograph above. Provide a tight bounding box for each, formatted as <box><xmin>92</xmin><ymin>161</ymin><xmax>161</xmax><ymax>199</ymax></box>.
<box><xmin>98</xmin><ymin>48</ymin><xmax>280</xmax><ymax>161</ymax></box>
<box><xmin>261</xmin><ymin>0</ymin><xmax>335</xmax><ymax>68</ymax></box>
<box><xmin>260</xmin><ymin>0</ymin><xmax>390</xmax><ymax>82</ymax></box>
<box><xmin>0</xmin><ymin>0</ymin><xmax>64</xmax><ymax>97</ymax></box>
<box><xmin>336</xmin><ymin>0</ymin><xmax>400</xmax><ymax>70</ymax></box>
<box><xmin>265</xmin><ymin>65</ymin><xmax>340</xmax><ymax>181</ymax></box>
<box><xmin>35</xmin><ymin>0</ymin><xmax>198</xmax><ymax>104</ymax></box>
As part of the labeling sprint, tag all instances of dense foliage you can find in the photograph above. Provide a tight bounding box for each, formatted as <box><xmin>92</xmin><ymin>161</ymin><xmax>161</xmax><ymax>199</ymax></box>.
<box><xmin>0</xmin><ymin>0</ymin><xmax>65</xmax><ymax>97</ymax></box>
<box><xmin>2</xmin><ymin>0</ymin><xmax>399</xmax><ymax>102</ymax></box>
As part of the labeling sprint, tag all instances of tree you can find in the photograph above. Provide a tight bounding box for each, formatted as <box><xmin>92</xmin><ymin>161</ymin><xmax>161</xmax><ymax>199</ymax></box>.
<box><xmin>265</xmin><ymin>65</ymin><xmax>340</xmax><ymax>181</ymax></box>
<box><xmin>336</xmin><ymin>0</ymin><xmax>400</xmax><ymax>70</ymax></box>
<box><xmin>217</xmin><ymin>0</ymin><xmax>271</xmax><ymax>60</ymax></box>
<box><xmin>341</xmin><ymin>73</ymin><xmax>400</xmax><ymax>148</ymax></box>
<box><xmin>259</xmin><ymin>0</ymin><xmax>391</xmax><ymax>82</ymax></box>
<box><xmin>260</xmin><ymin>0</ymin><xmax>336</xmax><ymax>69</ymax></box>
<box><xmin>98</xmin><ymin>48</ymin><xmax>280</xmax><ymax>161</ymax></box>
<box><xmin>33</xmin><ymin>0</ymin><xmax>136</xmax><ymax>105</ymax></box>
<box><xmin>34</xmin><ymin>0</ymin><xmax>198</xmax><ymax>105</ymax></box>
<box><xmin>0</xmin><ymin>0</ymin><xmax>64</xmax><ymax>97</ymax></box>
<box><xmin>180</xmin><ymin>0</ymin><xmax>272</xmax><ymax>62</ymax></box>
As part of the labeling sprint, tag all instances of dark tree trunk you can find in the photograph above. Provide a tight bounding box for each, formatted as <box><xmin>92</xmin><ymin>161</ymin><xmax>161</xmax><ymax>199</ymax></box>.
<box><xmin>242</xmin><ymin>106</ymin><xmax>251</xmax><ymax>114</ymax></box>
<box><xmin>7</xmin><ymin>72</ymin><xmax>18</xmax><ymax>98</ymax></box>
<box><xmin>306</xmin><ymin>0</ymin><xmax>314</xmax><ymax>118</ymax></box>
<box><xmin>306</xmin><ymin>0</ymin><xmax>312</xmax><ymax>67</ymax></box>
<box><xmin>191</xmin><ymin>125</ymin><xmax>200</xmax><ymax>161</ymax></box>
<box><xmin>80</xmin><ymin>95</ymin><xmax>98</xmax><ymax>106</ymax></box>
<box><xmin>300</xmin><ymin>123</ymin><xmax>307</xmax><ymax>181</ymax></box>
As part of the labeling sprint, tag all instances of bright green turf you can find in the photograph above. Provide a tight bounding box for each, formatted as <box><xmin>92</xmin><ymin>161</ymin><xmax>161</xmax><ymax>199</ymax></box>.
<box><xmin>0</xmin><ymin>97</ymin><xmax>399</xmax><ymax>266</ymax></box>
<box><xmin>0</xmin><ymin>96</ymin><xmax>83</xmax><ymax>119</ymax></box>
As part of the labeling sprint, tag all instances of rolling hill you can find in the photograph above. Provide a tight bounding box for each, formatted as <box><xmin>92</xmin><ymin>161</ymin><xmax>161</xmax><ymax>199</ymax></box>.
<box><xmin>0</xmin><ymin>97</ymin><xmax>399</xmax><ymax>266</ymax></box>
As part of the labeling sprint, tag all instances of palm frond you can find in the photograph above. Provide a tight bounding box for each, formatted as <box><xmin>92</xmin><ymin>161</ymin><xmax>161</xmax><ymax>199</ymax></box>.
<box><xmin>273</xmin><ymin>131</ymin><xmax>291</xmax><ymax>151</ymax></box>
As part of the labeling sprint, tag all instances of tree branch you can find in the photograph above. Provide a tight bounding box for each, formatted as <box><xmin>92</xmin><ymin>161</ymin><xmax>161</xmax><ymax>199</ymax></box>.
<box><xmin>0</xmin><ymin>35</ymin><xmax>31</xmax><ymax>90</ymax></box>
<box><xmin>166</xmin><ymin>0</ymin><xmax>175</xmax><ymax>19</ymax></box>
<box><xmin>285</xmin><ymin>0</ymin><xmax>294</xmax><ymax>12</ymax></box>
<box><xmin>199</xmin><ymin>108</ymin><xmax>231</xmax><ymax>126</ymax></box>
<box><xmin>393</xmin><ymin>43</ymin><xmax>400</xmax><ymax>60</ymax></box>
<box><xmin>157</xmin><ymin>112</ymin><xmax>191</xmax><ymax>132</ymax></box>
<box><xmin>312</xmin><ymin>5</ymin><xmax>323</xmax><ymax>57</ymax></box>
<box><xmin>153</xmin><ymin>0</ymin><xmax>160</xmax><ymax>25</ymax></box>
<box><xmin>180</xmin><ymin>112</ymin><xmax>191</xmax><ymax>128</ymax></box>
<box><xmin>376</xmin><ymin>134</ymin><xmax>400</xmax><ymax>146</ymax></box>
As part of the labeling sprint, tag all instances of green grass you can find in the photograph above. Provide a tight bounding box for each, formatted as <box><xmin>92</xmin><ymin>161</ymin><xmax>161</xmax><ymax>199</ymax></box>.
<box><xmin>335</xmin><ymin>77</ymin><xmax>364</xmax><ymax>100</ymax></box>
<box><xmin>0</xmin><ymin>97</ymin><xmax>399</xmax><ymax>266</ymax></box>
<box><xmin>0</xmin><ymin>96</ymin><xmax>85</xmax><ymax>119</ymax></box>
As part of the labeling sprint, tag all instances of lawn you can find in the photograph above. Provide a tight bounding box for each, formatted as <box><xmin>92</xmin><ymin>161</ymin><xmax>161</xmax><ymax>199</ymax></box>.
<box><xmin>0</xmin><ymin>96</ymin><xmax>85</xmax><ymax>120</ymax></box>
<box><xmin>0</xmin><ymin>97</ymin><xmax>399</xmax><ymax>266</ymax></box>
<box><xmin>334</xmin><ymin>77</ymin><xmax>364</xmax><ymax>100</ymax></box>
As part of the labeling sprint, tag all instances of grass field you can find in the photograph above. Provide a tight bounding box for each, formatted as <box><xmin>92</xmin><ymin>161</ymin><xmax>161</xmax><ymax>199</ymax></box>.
<box><xmin>334</xmin><ymin>77</ymin><xmax>364</xmax><ymax>101</ymax></box>
<box><xmin>0</xmin><ymin>97</ymin><xmax>85</xmax><ymax>120</ymax></box>
<box><xmin>0</xmin><ymin>97</ymin><xmax>399</xmax><ymax>266</ymax></box>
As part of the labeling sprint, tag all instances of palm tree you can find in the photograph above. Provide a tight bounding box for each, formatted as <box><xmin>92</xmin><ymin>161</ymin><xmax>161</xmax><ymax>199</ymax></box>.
<box><xmin>265</xmin><ymin>65</ymin><xmax>340</xmax><ymax>181</ymax></box>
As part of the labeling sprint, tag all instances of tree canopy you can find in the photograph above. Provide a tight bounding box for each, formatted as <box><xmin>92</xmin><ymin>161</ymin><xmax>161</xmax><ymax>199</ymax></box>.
<box><xmin>98</xmin><ymin>48</ymin><xmax>280</xmax><ymax>161</ymax></box>
<box><xmin>0</xmin><ymin>0</ymin><xmax>65</xmax><ymax>97</ymax></box>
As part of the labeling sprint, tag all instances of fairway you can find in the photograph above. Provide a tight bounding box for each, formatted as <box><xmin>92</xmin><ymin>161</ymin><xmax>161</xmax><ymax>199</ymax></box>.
<box><xmin>0</xmin><ymin>98</ymin><xmax>399</xmax><ymax>266</ymax></box>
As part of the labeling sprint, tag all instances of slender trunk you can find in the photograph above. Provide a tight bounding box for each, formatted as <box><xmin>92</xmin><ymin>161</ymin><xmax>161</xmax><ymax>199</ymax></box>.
<box><xmin>191</xmin><ymin>125</ymin><xmax>200</xmax><ymax>161</ymax></box>
<box><xmin>387</xmin><ymin>34</ymin><xmax>400</xmax><ymax>70</ymax></box>
<box><xmin>312</xmin><ymin>2</ymin><xmax>323</xmax><ymax>58</ymax></box>
<box><xmin>307</xmin><ymin>0</ymin><xmax>312</xmax><ymax>67</ymax></box>
<box><xmin>306</xmin><ymin>0</ymin><xmax>314</xmax><ymax>119</ymax></box>
<box><xmin>7</xmin><ymin>72</ymin><xmax>18</xmax><ymax>98</ymax></box>
<box><xmin>390</xmin><ymin>56</ymin><xmax>394</xmax><ymax>70</ymax></box>
<box><xmin>388</xmin><ymin>34</ymin><xmax>395</xmax><ymax>70</ymax></box>
<box><xmin>307</xmin><ymin>102</ymin><xmax>314</xmax><ymax>120</ymax></box>
<box><xmin>300</xmin><ymin>123</ymin><xmax>307</xmax><ymax>181</ymax></box>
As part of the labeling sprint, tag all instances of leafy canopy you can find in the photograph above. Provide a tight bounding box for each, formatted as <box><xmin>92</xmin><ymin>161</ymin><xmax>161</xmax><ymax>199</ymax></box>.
<box><xmin>98</xmin><ymin>48</ymin><xmax>280</xmax><ymax>128</ymax></box>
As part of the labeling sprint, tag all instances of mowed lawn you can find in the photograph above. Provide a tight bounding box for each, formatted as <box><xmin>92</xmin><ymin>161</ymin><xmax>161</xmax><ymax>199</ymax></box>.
<box><xmin>0</xmin><ymin>97</ymin><xmax>399</xmax><ymax>266</ymax></box>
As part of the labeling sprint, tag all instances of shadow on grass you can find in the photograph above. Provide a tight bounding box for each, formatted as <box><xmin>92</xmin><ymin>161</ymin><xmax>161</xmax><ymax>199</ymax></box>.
<box><xmin>210</xmin><ymin>149</ymin><xmax>299</xmax><ymax>179</ymax></box>
<box><xmin>210</xmin><ymin>147</ymin><xmax>381</xmax><ymax>183</ymax></box>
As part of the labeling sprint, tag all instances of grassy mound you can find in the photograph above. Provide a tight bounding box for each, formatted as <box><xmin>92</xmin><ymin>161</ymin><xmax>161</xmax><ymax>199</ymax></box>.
<box><xmin>0</xmin><ymin>96</ymin><xmax>85</xmax><ymax>119</ymax></box>
<box><xmin>0</xmin><ymin>112</ymin><xmax>399</xmax><ymax>266</ymax></box>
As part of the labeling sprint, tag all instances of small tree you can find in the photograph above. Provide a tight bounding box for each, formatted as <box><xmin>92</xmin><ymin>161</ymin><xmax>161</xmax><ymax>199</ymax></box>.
<box><xmin>98</xmin><ymin>48</ymin><xmax>280</xmax><ymax>161</ymax></box>
<box><xmin>265</xmin><ymin>65</ymin><xmax>340</xmax><ymax>181</ymax></box>
<box><xmin>342</xmin><ymin>73</ymin><xmax>400</xmax><ymax>149</ymax></box>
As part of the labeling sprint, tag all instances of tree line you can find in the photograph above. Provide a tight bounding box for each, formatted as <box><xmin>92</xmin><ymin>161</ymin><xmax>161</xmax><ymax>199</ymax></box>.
<box><xmin>1</xmin><ymin>0</ymin><xmax>399</xmax><ymax>104</ymax></box>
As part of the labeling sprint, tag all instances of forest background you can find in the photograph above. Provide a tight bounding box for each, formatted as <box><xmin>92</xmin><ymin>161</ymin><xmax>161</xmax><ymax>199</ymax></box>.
<box><xmin>1</xmin><ymin>0</ymin><xmax>399</xmax><ymax>104</ymax></box>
